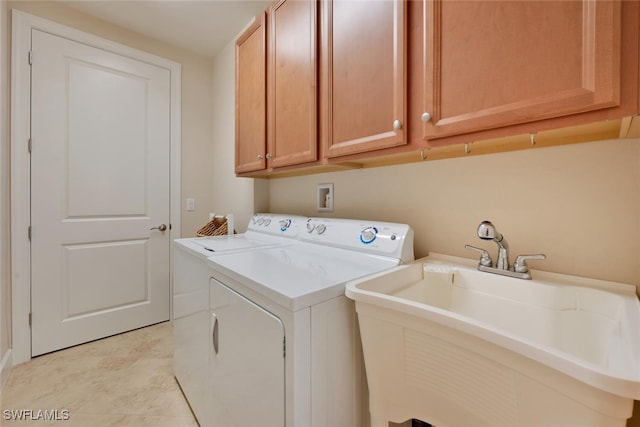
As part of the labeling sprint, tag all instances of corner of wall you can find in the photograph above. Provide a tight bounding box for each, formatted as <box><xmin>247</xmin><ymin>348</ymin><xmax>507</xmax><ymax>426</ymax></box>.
<box><xmin>210</xmin><ymin>19</ymin><xmax>260</xmax><ymax>232</ymax></box>
<box><xmin>253</xmin><ymin>179</ymin><xmax>270</xmax><ymax>213</ymax></box>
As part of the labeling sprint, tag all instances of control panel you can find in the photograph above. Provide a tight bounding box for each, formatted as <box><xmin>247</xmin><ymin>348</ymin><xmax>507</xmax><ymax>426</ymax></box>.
<box><xmin>302</xmin><ymin>218</ymin><xmax>414</xmax><ymax>263</ymax></box>
<box><xmin>248</xmin><ymin>214</ymin><xmax>304</xmax><ymax>238</ymax></box>
<box><xmin>246</xmin><ymin>214</ymin><xmax>414</xmax><ymax>263</ymax></box>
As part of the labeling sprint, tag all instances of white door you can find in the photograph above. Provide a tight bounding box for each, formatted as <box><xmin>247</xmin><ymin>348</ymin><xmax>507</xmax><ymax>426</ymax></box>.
<box><xmin>30</xmin><ymin>29</ymin><xmax>171</xmax><ymax>356</ymax></box>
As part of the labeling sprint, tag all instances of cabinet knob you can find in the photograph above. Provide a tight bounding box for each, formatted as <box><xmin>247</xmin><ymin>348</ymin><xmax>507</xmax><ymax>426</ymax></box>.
<box><xmin>393</xmin><ymin>120</ymin><xmax>402</xmax><ymax>130</ymax></box>
<box><xmin>421</xmin><ymin>112</ymin><xmax>432</xmax><ymax>122</ymax></box>
<box><xmin>266</xmin><ymin>153</ymin><xmax>273</xmax><ymax>159</ymax></box>
<box><xmin>257</xmin><ymin>154</ymin><xmax>264</xmax><ymax>160</ymax></box>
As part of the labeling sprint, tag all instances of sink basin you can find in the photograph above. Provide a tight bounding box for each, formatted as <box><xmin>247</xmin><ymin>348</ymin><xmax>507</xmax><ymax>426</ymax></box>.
<box><xmin>345</xmin><ymin>253</ymin><xmax>640</xmax><ymax>427</ymax></box>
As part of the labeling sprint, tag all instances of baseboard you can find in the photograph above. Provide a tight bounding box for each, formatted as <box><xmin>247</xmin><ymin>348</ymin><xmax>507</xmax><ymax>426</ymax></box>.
<box><xmin>0</xmin><ymin>348</ymin><xmax>12</xmax><ymax>392</ymax></box>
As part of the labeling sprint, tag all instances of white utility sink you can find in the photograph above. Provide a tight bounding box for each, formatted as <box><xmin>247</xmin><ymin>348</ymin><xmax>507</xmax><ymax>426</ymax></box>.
<box><xmin>346</xmin><ymin>253</ymin><xmax>640</xmax><ymax>427</ymax></box>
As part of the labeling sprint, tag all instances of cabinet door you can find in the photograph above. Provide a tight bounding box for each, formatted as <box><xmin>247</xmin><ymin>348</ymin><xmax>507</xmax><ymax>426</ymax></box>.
<box><xmin>322</xmin><ymin>0</ymin><xmax>407</xmax><ymax>158</ymax></box>
<box><xmin>423</xmin><ymin>0</ymin><xmax>622</xmax><ymax>141</ymax></box>
<box><xmin>235</xmin><ymin>13</ymin><xmax>267</xmax><ymax>173</ymax></box>
<box><xmin>268</xmin><ymin>0</ymin><xmax>318</xmax><ymax>168</ymax></box>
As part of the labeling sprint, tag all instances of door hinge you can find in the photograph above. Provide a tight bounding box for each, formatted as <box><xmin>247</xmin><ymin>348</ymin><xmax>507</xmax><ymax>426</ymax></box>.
<box><xmin>283</xmin><ymin>336</ymin><xmax>286</xmax><ymax>358</ymax></box>
<box><xmin>28</xmin><ymin>312</ymin><xmax>32</xmax><ymax>327</ymax></box>
<box><xmin>28</xmin><ymin>138</ymin><xmax>32</xmax><ymax>153</ymax></box>
<box><xmin>28</xmin><ymin>50</ymin><xmax>33</xmax><ymax>66</ymax></box>
<box><xmin>28</xmin><ymin>226</ymin><xmax>31</xmax><ymax>241</ymax></box>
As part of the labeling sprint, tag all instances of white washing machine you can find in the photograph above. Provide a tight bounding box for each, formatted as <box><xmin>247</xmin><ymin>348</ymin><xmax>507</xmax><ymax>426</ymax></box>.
<box><xmin>172</xmin><ymin>214</ymin><xmax>305</xmax><ymax>426</ymax></box>
<box><xmin>206</xmin><ymin>217</ymin><xmax>414</xmax><ymax>427</ymax></box>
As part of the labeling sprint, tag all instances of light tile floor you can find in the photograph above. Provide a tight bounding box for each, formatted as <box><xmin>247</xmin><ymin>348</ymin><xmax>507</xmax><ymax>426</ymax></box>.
<box><xmin>0</xmin><ymin>322</ymin><xmax>198</xmax><ymax>426</ymax></box>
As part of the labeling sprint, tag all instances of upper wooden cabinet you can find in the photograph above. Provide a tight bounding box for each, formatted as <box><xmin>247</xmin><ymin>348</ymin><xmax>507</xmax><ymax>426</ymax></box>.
<box><xmin>321</xmin><ymin>0</ymin><xmax>407</xmax><ymax>158</ymax></box>
<box><xmin>268</xmin><ymin>0</ymin><xmax>318</xmax><ymax>168</ymax></box>
<box><xmin>235</xmin><ymin>13</ymin><xmax>267</xmax><ymax>174</ymax></box>
<box><xmin>236</xmin><ymin>0</ymin><xmax>639</xmax><ymax>176</ymax></box>
<box><xmin>420</xmin><ymin>0</ymin><xmax>633</xmax><ymax>144</ymax></box>
<box><xmin>235</xmin><ymin>1</ymin><xmax>317</xmax><ymax>175</ymax></box>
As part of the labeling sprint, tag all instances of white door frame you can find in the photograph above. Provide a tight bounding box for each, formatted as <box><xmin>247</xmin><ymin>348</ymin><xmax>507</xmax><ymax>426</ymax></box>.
<box><xmin>11</xmin><ymin>10</ymin><xmax>182</xmax><ymax>364</ymax></box>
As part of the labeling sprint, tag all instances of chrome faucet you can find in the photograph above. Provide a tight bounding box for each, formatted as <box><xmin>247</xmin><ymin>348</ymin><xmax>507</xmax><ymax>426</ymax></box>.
<box><xmin>465</xmin><ymin>220</ymin><xmax>546</xmax><ymax>280</ymax></box>
<box><xmin>477</xmin><ymin>220</ymin><xmax>509</xmax><ymax>270</ymax></box>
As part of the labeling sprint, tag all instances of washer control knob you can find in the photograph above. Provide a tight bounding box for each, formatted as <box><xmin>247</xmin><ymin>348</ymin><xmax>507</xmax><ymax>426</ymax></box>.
<box><xmin>264</xmin><ymin>219</ymin><xmax>271</xmax><ymax>226</ymax></box>
<box><xmin>306</xmin><ymin>220</ymin><xmax>315</xmax><ymax>233</ymax></box>
<box><xmin>316</xmin><ymin>224</ymin><xmax>327</xmax><ymax>235</ymax></box>
<box><xmin>257</xmin><ymin>218</ymin><xmax>265</xmax><ymax>225</ymax></box>
<box><xmin>279</xmin><ymin>219</ymin><xmax>292</xmax><ymax>231</ymax></box>
<box><xmin>360</xmin><ymin>227</ymin><xmax>378</xmax><ymax>244</ymax></box>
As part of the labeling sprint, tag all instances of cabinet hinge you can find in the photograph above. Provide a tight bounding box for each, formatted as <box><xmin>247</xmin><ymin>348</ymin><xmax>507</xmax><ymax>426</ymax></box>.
<box><xmin>28</xmin><ymin>312</ymin><xmax>32</xmax><ymax>327</ymax></box>
<box><xmin>283</xmin><ymin>336</ymin><xmax>286</xmax><ymax>358</ymax></box>
<box><xmin>28</xmin><ymin>138</ymin><xmax>32</xmax><ymax>153</ymax></box>
<box><xmin>28</xmin><ymin>51</ymin><xmax>33</xmax><ymax>66</ymax></box>
<box><xmin>28</xmin><ymin>226</ymin><xmax>31</xmax><ymax>241</ymax></box>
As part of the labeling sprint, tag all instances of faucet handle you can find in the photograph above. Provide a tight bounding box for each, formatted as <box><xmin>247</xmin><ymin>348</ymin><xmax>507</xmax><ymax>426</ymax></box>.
<box><xmin>465</xmin><ymin>245</ymin><xmax>492</xmax><ymax>267</ymax></box>
<box><xmin>514</xmin><ymin>254</ymin><xmax>546</xmax><ymax>273</ymax></box>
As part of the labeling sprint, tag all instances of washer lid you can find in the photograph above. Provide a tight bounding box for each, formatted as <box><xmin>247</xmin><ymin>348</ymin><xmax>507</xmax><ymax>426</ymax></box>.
<box><xmin>173</xmin><ymin>213</ymin><xmax>306</xmax><ymax>259</ymax></box>
<box><xmin>173</xmin><ymin>233</ymin><xmax>291</xmax><ymax>259</ymax></box>
<box><xmin>207</xmin><ymin>242</ymin><xmax>401</xmax><ymax>311</ymax></box>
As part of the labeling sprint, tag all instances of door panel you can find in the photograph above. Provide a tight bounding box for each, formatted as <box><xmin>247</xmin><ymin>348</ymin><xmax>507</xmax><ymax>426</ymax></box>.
<box><xmin>67</xmin><ymin>60</ymin><xmax>147</xmax><ymax>216</ymax></box>
<box><xmin>322</xmin><ymin>0</ymin><xmax>406</xmax><ymax>158</ymax></box>
<box><xmin>210</xmin><ymin>278</ymin><xmax>285</xmax><ymax>427</ymax></box>
<box><xmin>63</xmin><ymin>241</ymin><xmax>148</xmax><ymax>317</ymax></box>
<box><xmin>423</xmin><ymin>0</ymin><xmax>622</xmax><ymax>141</ymax></box>
<box><xmin>268</xmin><ymin>0</ymin><xmax>317</xmax><ymax>167</ymax></box>
<box><xmin>235</xmin><ymin>13</ymin><xmax>267</xmax><ymax>173</ymax></box>
<box><xmin>30</xmin><ymin>29</ymin><xmax>170</xmax><ymax>356</ymax></box>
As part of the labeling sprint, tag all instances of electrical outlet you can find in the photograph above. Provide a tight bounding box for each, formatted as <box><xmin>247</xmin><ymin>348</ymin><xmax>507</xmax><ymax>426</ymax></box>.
<box><xmin>317</xmin><ymin>184</ymin><xmax>333</xmax><ymax>212</ymax></box>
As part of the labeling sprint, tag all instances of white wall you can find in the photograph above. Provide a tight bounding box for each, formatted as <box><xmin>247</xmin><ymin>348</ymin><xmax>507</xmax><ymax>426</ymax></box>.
<box><xmin>269</xmin><ymin>138</ymin><xmax>640</xmax><ymax>288</ymax></box>
<box><xmin>211</xmin><ymin>24</ymin><xmax>269</xmax><ymax>233</ymax></box>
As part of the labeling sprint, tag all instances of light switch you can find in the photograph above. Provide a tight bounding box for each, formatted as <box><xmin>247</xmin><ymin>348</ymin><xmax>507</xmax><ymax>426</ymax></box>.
<box><xmin>186</xmin><ymin>198</ymin><xmax>196</xmax><ymax>212</ymax></box>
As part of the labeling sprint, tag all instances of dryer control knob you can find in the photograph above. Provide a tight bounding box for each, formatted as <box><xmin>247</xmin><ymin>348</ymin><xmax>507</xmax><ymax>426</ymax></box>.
<box><xmin>316</xmin><ymin>224</ymin><xmax>327</xmax><ymax>235</ymax></box>
<box><xmin>360</xmin><ymin>227</ymin><xmax>378</xmax><ymax>244</ymax></box>
<box><xmin>264</xmin><ymin>219</ymin><xmax>271</xmax><ymax>226</ymax></box>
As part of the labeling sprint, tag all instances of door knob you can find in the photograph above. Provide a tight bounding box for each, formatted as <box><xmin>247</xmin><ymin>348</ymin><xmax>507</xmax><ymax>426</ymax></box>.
<box><xmin>150</xmin><ymin>224</ymin><xmax>167</xmax><ymax>232</ymax></box>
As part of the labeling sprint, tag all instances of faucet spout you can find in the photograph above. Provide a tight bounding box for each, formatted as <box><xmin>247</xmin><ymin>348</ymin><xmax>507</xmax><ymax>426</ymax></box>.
<box><xmin>476</xmin><ymin>221</ymin><xmax>509</xmax><ymax>270</ymax></box>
